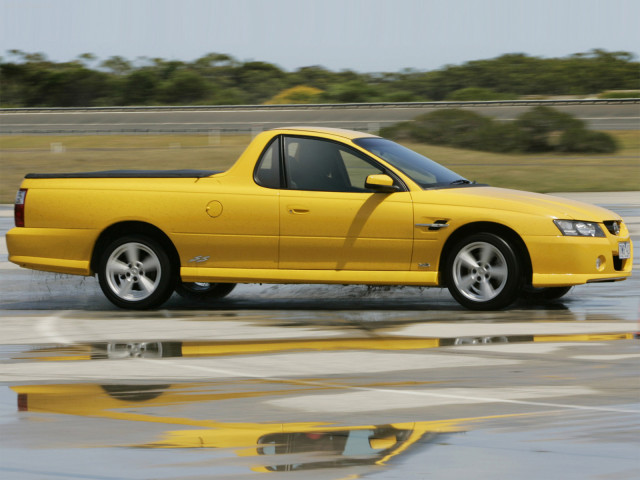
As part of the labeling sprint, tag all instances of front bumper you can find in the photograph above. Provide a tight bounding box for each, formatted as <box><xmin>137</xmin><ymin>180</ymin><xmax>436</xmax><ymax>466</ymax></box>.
<box><xmin>524</xmin><ymin>233</ymin><xmax>632</xmax><ymax>287</ymax></box>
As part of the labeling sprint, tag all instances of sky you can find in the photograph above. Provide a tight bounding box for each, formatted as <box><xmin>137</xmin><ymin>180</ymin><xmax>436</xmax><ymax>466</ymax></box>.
<box><xmin>1</xmin><ymin>0</ymin><xmax>639</xmax><ymax>72</ymax></box>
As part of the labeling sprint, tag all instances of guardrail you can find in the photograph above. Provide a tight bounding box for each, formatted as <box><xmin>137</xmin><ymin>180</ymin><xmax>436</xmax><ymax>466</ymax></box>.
<box><xmin>1</xmin><ymin>98</ymin><xmax>639</xmax><ymax>113</ymax></box>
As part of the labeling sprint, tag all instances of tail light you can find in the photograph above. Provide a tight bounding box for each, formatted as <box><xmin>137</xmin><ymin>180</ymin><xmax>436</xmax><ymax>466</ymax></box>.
<box><xmin>15</xmin><ymin>188</ymin><xmax>27</xmax><ymax>227</ymax></box>
<box><xmin>18</xmin><ymin>393</ymin><xmax>28</xmax><ymax>411</ymax></box>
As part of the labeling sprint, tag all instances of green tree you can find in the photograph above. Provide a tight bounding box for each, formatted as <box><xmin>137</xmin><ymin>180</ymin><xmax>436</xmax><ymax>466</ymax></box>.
<box><xmin>233</xmin><ymin>61</ymin><xmax>287</xmax><ymax>103</ymax></box>
<box><xmin>122</xmin><ymin>69</ymin><xmax>160</xmax><ymax>105</ymax></box>
<box><xmin>100</xmin><ymin>56</ymin><xmax>132</xmax><ymax>76</ymax></box>
<box><xmin>1</xmin><ymin>48</ymin><xmax>638</xmax><ymax>107</ymax></box>
<box><xmin>322</xmin><ymin>80</ymin><xmax>380</xmax><ymax>103</ymax></box>
<box><xmin>44</xmin><ymin>66</ymin><xmax>111</xmax><ymax>106</ymax></box>
<box><xmin>159</xmin><ymin>70</ymin><xmax>210</xmax><ymax>104</ymax></box>
<box><xmin>289</xmin><ymin>66</ymin><xmax>336</xmax><ymax>90</ymax></box>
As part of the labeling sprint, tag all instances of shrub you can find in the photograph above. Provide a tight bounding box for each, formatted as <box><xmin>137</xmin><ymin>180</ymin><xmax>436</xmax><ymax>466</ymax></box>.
<box><xmin>264</xmin><ymin>85</ymin><xmax>324</xmax><ymax>104</ymax></box>
<box><xmin>474</xmin><ymin>122</ymin><xmax>524</xmax><ymax>153</ymax></box>
<box><xmin>405</xmin><ymin>109</ymin><xmax>491</xmax><ymax>147</ymax></box>
<box><xmin>321</xmin><ymin>81</ymin><xmax>380</xmax><ymax>103</ymax></box>
<box><xmin>382</xmin><ymin>90</ymin><xmax>421</xmax><ymax>102</ymax></box>
<box><xmin>382</xmin><ymin>107</ymin><xmax>618</xmax><ymax>154</ymax></box>
<box><xmin>446</xmin><ymin>87</ymin><xmax>518</xmax><ymax>101</ymax></box>
<box><xmin>515</xmin><ymin>106</ymin><xmax>590</xmax><ymax>152</ymax></box>
<box><xmin>558</xmin><ymin>128</ymin><xmax>618</xmax><ymax>153</ymax></box>
<box><xmin>599</xmin><ymin>91</ymin><xmax>640</xmax><ymax>99</ymax></box>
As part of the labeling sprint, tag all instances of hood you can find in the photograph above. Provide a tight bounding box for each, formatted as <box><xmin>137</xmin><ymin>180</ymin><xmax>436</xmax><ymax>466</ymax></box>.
<box><xmin>413</xmin><ymin>187</ymin><xmax>620</xmax><ymax>221</ymax></box>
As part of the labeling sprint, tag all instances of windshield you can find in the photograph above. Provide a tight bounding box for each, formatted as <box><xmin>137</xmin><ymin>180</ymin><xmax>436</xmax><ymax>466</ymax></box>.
<box><xmin>353</xmin><ymin>137</ymin><xmax>470</xmax><ymax>189</ymax></box>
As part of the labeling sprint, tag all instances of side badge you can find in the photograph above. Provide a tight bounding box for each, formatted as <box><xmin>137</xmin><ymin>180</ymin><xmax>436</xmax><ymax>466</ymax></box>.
<box><xmin>188</xmin><ymin>256</ymin><xmax>210</xmax><ymax>263</ymax></box>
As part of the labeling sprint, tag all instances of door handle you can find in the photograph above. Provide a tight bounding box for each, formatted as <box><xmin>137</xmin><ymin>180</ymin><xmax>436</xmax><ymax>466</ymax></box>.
<box><xmin>287</xmin><ymin>206</ymin><xmax>310</xmax><ymax>214</ymax></box>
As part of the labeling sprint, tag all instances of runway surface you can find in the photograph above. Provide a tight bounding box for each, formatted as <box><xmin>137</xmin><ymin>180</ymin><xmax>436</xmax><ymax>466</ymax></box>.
<box><xmin>0</xmin><ymin>193</ymin><xmax>638</xmax><ymax>479</ymax></box>
<box><xmin>2</xmin><ymin>103</ymin><xmax>639</xmax><ymax>134</ymax></box>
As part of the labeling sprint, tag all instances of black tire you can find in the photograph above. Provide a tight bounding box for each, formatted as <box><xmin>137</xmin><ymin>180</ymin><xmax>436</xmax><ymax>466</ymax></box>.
<box><xmin>444</xmin><ymin>232</ymin><xmax>522</xmax><ymax>310</ymax></box>
<box><xmin>520</xmin><ymin>285</ymin><xmax>572</xmax><ymax>302</ymax></box>
<box><xmin>97</xmin><ymin>234</ymin><xmax>176</xmax><ymax>309</ymax></box>
<box><xmin>175</xmin><ymin>281</ymin><xmax>236</xmax><ymax>301</ymax></box>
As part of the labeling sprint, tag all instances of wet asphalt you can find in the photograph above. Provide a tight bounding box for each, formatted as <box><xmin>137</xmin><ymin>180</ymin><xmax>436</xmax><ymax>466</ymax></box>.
<box><xmin>0</xmin><ymin>194</ymin><xmax>638</xmax><ymax>480</ymax></box>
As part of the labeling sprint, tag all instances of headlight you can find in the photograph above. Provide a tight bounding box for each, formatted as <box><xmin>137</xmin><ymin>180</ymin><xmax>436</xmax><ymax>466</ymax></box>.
<box><xmin>554</xmin><ymin>219</ymin><xmax>605</xmax><ymax>237</ymax></box>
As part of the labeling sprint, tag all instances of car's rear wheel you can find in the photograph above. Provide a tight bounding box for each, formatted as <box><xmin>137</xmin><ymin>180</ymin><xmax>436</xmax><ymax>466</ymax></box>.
<box><xmin>445</xmin><ymin>232</ymin><xmax>522</xmax><ymax>310</ymax></box>
<box><xmin>175</xmin><ymin>281</ymin><xmax>236</xmax><ymax>301</ymax></box>
<box><xmin>97</xmin><ymin>235</ymin><xmax>176</xmax><ymax>309</ymax></box>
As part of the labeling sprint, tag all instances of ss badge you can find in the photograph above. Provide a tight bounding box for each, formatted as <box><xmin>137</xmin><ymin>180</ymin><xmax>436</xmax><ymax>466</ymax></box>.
<box><xmin>188</xmin><ymin>255</ymin><xmax>210</xmax><ymax>263</ymax></box>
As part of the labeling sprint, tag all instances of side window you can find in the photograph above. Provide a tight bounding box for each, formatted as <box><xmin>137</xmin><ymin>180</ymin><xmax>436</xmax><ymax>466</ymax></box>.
<box><xmin>284</xmin><ymin>137</ymin><xmax>386</xmax><ymax>192</ymax></box>
<box><xmin>254</xmin><ymin>138</ymin><xmax>281</xmax><ymax>189</ymax></box>
<box><xmin>285</xmin><ymin>137</ymin><xmax>348</xmax><ymax>191</ymax></box>
<box><xmin>339</xmin><ymin>150</ymin><xmax>385</xmax><ymax>190</ymax></box>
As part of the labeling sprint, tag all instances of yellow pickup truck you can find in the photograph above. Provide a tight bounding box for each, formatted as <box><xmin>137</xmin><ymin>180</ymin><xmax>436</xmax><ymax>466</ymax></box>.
<box><xmin>7</xmin><ymin>126</ymin><xmax>632</xmax><ymax>310</ymax></box>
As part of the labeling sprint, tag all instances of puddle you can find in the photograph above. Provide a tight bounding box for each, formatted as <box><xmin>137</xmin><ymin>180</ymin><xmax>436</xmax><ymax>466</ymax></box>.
<box><xmin>3</xmin><ymin>326</ymin><xmax>635</xmax><ymax>364</ymax></box>
<box><xmin>1</xmin><ymin>382</ymin><xmax>638</xmax><ymax>479</ymax></box>
<box><xmin>0</xmin><ymin>382</ymin><xmax>459</xmax><ymax>478</ymax></box>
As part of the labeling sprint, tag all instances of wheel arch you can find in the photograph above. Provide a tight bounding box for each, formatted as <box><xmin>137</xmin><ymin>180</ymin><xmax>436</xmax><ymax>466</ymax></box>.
<box><xmin>439</xmin><ymin>222</ymin><xmax>532</xmax><ymax>287</ymax></box>
<box><xmin>90</xmin><ymin>221</ymin><xmax>180</xmax><ymax>274</ymax></box>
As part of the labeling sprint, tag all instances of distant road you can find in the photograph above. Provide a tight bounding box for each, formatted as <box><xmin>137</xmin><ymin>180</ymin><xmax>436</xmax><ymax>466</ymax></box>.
<box><xmin>1</xmin><ymin>101</ymin><xmax>639</xmax><ymax>134</ymax></box>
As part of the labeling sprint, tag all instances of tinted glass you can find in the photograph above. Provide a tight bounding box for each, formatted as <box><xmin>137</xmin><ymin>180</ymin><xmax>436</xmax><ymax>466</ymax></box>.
<box><xmin>353</xmin><ymin>137</ymin><xmax>467</xmax><ymax>188</ymax></box>
<box><xmin>339</xmin><ymin>149</ymin><xmax>385</xmax><ymax>190</ymax></box>
<box><xmin>284</xmin><ymin>137</ymin><xmax>386</xmax><ymax>192</ymax></box>
<box><xmin>254</xmin><ymin>138</ymin><xmax>281</xmax><ymax>188</ymax></box>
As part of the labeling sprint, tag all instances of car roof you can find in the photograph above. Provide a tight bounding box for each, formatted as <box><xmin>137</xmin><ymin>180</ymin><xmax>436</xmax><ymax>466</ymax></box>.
<box><xmin>270</xmin><ymin>126</ymin><xmax>380</xmax><ymax>140</ymax></box>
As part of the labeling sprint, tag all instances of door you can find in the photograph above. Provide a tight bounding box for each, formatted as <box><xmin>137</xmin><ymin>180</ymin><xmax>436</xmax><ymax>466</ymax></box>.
<box><xmin>279</xmin><ymin>136</ymin><xmax>413</xmax><ymax>271</ymax></box>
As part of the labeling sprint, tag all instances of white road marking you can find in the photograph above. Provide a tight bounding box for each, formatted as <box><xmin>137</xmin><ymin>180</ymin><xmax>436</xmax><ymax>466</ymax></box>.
<box><xmin>447</xmin><ymin>343</ymin><xmax>605</xmax><ymax>354</ymax></box>
<box><xmin>36</xmin><ymin>312</ymin><xmax>73</xmax><ymax>345</ymax></box>
<box><xmin>268</xmin><ymin>386</ymin><xmax>598</xmax><ymax>412</ymax></box>
<box><xmin>0</xmin><ymin>262</ymin><xmax>20</xmax><ymax>270</ymax></box>
<box><xmin>3</xmin><ymin>317</ymin><xmax>638</xmax><ymax>416</ymax></box>
<box><xmin>150</xmin><ymin>355</ymin><xmax>640</xmax><ymax>414</ymax></box>
<box><xmin>395</xmin><ymin>323</ymin><xmax>635</xmax><ymax>338</ymax></box>
<box><xmin>572</xmin><ymin>354</ymin><xmax>640</xmax><ymax>361</ymax></box>
<box><xmin>0</xmin><ymin>352</ymin><xmax>517</xmax><ymax>382</ymax></box>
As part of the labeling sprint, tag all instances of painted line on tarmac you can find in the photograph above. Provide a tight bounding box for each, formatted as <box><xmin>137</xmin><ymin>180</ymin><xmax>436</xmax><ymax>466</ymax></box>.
<box><xmin>36</xmin><ymin>311</ymin><xmax>73</xmax><ymax>345</ymax></box>
<box><xmin>138</xmin><ymin>357</ymin><xmax>640</xmax><ymax>415</ymax></box>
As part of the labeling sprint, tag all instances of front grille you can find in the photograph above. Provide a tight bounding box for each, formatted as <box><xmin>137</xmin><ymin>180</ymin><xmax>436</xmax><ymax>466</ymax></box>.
<box><xmin>603</xmin><ymin>220</ymin><xmax>620</xmax><ymax>236</ymax></box>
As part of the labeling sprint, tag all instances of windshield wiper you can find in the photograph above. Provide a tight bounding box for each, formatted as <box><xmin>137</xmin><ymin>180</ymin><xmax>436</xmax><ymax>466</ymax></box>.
<box><xmin>450</xmin><ymin>179</ymin><xmax>474</xmax><ymax>185</ymax></box>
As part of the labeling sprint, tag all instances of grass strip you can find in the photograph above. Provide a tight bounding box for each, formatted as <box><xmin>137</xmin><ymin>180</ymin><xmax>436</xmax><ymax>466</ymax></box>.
<box><xmin>1</xmin><ymin>131</ymin><xmax>638</xmax><ymax>203</ymax></box>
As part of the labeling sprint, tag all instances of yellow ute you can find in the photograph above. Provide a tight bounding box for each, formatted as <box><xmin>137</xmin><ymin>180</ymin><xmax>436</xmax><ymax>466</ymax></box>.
<box><xmin>7</xmin><ymin>127</ymin><xmax>633</xmax><ymax>309</ymax></box>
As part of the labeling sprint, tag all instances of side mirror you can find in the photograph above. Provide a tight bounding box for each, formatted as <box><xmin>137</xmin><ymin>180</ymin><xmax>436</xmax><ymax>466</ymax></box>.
<box><xmin>369</xmin><ymin>434</ymin><xmax>397</xmax><ymax>450</ymax></box>
<box><xmin>365</xmin><ymin>174</ymin><xmax>399</xmax><ymax>193</ymax></box>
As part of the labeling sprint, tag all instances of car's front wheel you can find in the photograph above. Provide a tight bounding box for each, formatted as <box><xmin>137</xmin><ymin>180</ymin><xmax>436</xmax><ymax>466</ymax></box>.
<box><xmin>445</xmin><ymin>232</ymin><xmax>522</xmax><ymax>310</ymax></box>
<box><xmin>97</xmin><ymin>234</ymin><xmax>176</xmax><ymax>309</ymax></box>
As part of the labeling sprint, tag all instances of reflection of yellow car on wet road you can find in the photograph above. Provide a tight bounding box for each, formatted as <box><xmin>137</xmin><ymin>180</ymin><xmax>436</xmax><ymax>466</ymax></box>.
<box><xmin>17</xmin><ymin>327</ymin><xmax>632</xmax><ymax>474</ymax></box>
<box><xmin>15</xmin><ymin>325</ymin><xmax>634</xmax><ymax>364</ymax></box>
<box><xmin>8</xmin><ymin>127</ymin><xmax>632</xmax><ymax>311</ymax></box>
<box><xmin>13</xmin><ymin>382</ymin><xmax>462</xmax><ymax>473</ymax></box>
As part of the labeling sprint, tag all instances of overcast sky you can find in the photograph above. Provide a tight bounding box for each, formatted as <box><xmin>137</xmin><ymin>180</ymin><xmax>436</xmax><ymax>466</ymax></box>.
<box><xmin>1</xmin><ymin>0</ymin><xmax>638</xmax><ymax>72</ymax></box>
